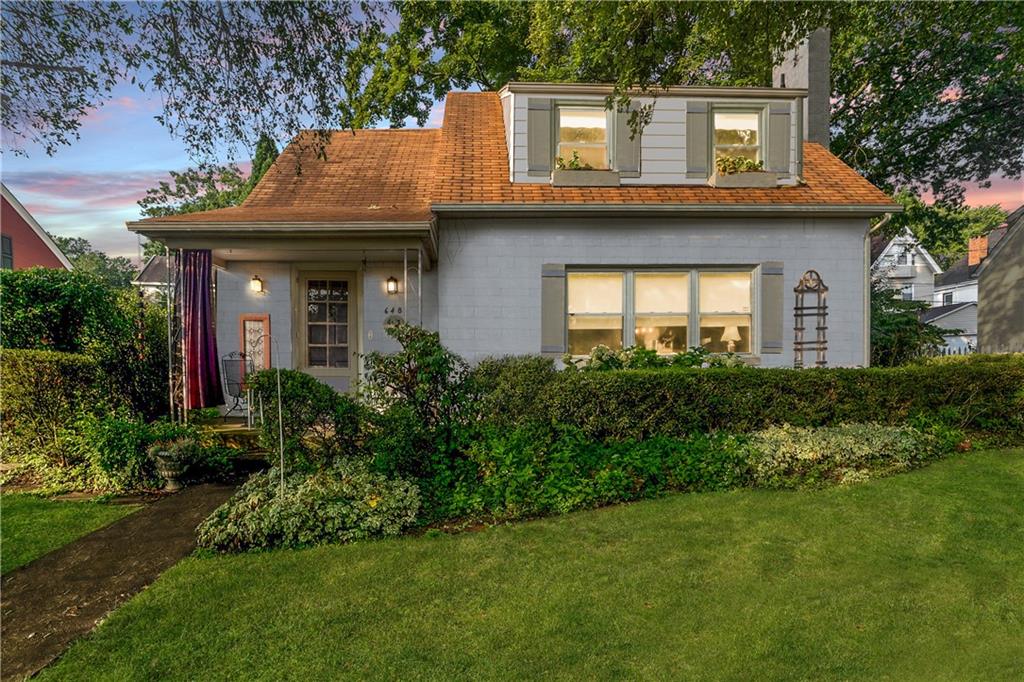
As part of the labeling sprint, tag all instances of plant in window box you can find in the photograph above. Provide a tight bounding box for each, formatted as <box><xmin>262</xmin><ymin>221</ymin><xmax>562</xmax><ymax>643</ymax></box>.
<box><xmin>709</xmin><ymin>155</ymin><xmax>779</xmax><ymax>188</ymax></box>
<box><xmin>552</xmin><ymin>151</ymin><xmax>620</xmax><ymax>188</ymax></box>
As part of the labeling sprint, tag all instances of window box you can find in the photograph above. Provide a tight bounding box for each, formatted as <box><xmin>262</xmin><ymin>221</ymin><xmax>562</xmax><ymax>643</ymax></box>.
<box><xmin>708</xmin><ymin>171</ymin><xmax>779</xmax><ymax>188</ymax></box>
<box><xmin>551</xmin><ymin>169</ymin><xmax>621</xmax><ymax>187</ymax></box>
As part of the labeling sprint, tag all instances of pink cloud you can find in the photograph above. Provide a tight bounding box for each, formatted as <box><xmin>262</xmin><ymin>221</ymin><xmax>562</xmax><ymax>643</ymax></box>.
<box><xmin>962</xmin><ymin>175</ymin><xmax>1023</xmax><ymax>210</ymax></box>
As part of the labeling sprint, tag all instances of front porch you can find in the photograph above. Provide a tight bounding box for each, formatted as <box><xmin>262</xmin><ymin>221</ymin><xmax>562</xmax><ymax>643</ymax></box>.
<box><xmin>128</xmin><ymin>219</ymin><xmax>438</xmax><ymax>415</ymax></box>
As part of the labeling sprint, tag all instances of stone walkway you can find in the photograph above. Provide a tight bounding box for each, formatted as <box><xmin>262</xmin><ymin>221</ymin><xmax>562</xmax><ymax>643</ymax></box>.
<box><xmin>1</xmin><ymin>483</ymin><xmax>235</xmax><ymax>680</ymax></box>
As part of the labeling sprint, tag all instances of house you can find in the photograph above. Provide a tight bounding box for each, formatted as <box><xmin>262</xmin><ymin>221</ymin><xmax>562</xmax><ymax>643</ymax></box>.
<box><xmin>127</xmin><ymin>31</ymin><xmax>899</xmax><ymax>404</ymax></box>
<box><xmin>869</xmin><ymin>227</ymin><xmax>942</xmax><ymax>302</ymax></box>
<box><xmin>929</xmin><ymin>205</ymin><xmax>1023</xmax><ymax>351</ymax></box>
<box><xmin>0</xmin><ymin>184</ymin><xmax>73</xmax><ymax>271</ymax></box>
<box><xmin>977</xmin><ymin>206</ymin><xmax>1024</xmax><ymax>353</ymax></box>
<box><xmin>132</xmin><ymin>254</ymin><xmax>171</xmax><ymax>298</ymax></box>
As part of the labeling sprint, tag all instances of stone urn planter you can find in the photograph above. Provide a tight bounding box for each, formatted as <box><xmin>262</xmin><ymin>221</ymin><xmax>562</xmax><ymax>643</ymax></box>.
<box><xmin>148</xmin><ymin>443</ymin><xmax>191</xmax><ymax>492</ymax></box>
<box><xmin>152</xmin><ymin>452</ymin><xmax>185</xmax><ymax>492</ymax></box>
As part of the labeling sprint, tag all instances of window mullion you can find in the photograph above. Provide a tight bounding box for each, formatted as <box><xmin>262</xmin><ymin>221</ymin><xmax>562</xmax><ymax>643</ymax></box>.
<box><xmin>624</xmin><ymin>270</ymin><xmax>635</xmax><ymax>348</ymax></box>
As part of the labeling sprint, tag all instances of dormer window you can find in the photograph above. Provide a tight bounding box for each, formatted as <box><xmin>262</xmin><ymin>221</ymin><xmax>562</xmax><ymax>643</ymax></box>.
<box><xmin>557</xmin><ymin>106</ymin><xmax>609</xmax><ymax>169</ymax></box>
<box><xmin>713</xmin><ymin>110</ymin><xmax>762</xmax><ymax>163</ymax></box>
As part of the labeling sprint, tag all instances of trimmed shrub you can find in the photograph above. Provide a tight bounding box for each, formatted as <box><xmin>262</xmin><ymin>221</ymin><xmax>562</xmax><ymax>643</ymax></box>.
<box><xmin>0</xmin><ymin>268</ymin><xmax>115</xmax><ymax>353</ymax></box>
<box><xmin>0</xmin><ymin>349</ymin><xmax>99</xmax><ymax>468</ymax></box>
<box><xmin>0</xmin><ymin>269</ymin><xmax>169</xmax><ymax>418</ymax></box>
<box><xmin>469</xmin><ymin>355</ymin><xmax>558</xmax><ymax>427</ymax></box>
<box><xmin>196</xmin><ymin>460</ymin><xmax>420</xmax><ymax>552</ymax></box>
<box><xmin>450</xmin><ymin>425</ymin><xmax>750</xmax><ymax>521</ymax></box>
<box><xmin>507</xmin><ymin>358</ymin><xmax>1024</xmax><ymax>441</ymax></box>
<box><xmin>748</xmin><ymin>423</ymin><xmax>942</xmax><ymax>488</ymax></box>
<box><xmin>248</xmin><ymin>369</ymin><xmax>362</xmax><ymax>471</ymax></box>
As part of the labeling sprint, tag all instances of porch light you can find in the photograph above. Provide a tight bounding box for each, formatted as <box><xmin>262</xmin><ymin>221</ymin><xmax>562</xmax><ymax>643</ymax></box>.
<box><xmin>250</xmin><ymin>275</ymin><xmax>264</xmax><ymax>294</ymax></box>
<box><xmin>386</xmin><ymin>276</ymin><xmax>399</xmax><ymax>295</ymax></box>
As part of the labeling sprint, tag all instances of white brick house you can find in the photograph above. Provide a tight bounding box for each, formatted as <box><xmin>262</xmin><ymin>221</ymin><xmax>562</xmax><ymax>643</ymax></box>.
<box><xmin>128</xmin><ymin>38</ymin><xmax>898</xmax><ymax>397</ymax></box>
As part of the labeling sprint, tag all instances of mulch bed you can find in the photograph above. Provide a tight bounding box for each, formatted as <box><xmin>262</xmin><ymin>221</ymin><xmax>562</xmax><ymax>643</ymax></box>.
<box><xmin>0</xmin><ymin>483</ymin><xmax>235</xmax><ymax>681</ymax></box>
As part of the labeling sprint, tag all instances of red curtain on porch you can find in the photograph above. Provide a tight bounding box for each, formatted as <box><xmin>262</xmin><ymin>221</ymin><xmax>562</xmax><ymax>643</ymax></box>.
<box><xmin>179</xmin><ymin>249</ymin><xmax>224</xmax><ymax>409</ymax></box>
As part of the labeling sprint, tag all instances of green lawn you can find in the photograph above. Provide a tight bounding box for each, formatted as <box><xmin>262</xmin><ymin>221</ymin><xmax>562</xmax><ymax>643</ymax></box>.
<box><xmin>44</xmin><ymin>450</ymin><xmax>1024</xmax><ymax>681</ymax></box>
<box><xmin>1</xmin><ymin>494</ymin><xmax>139</xmax><ymax>574</ymax></box>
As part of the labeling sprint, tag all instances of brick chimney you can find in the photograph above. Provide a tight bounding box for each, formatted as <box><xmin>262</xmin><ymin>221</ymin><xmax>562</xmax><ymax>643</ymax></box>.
<box><xmin>967</xmin><ymin>234</ymin><xmax>989</xmax><ymax>266</ymax></box>
<box><xmin>772</xmin><ymin>28</ymin><xmax>831</xmax><ymax>149</ymax></box>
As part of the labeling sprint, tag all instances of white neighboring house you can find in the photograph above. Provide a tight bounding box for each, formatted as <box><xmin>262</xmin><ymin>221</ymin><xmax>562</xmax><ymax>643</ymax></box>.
<box><xmin>869</xmin><ymin>227</ymin><xmax>942</xmax><ymax>302</ymax></box>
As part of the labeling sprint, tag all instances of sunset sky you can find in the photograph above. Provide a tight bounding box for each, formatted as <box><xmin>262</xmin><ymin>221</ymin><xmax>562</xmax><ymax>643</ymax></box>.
<box><xmin>1</xmin><ymin>84</ymin><xmax>1019</xmax><ymax>262</ymax></box>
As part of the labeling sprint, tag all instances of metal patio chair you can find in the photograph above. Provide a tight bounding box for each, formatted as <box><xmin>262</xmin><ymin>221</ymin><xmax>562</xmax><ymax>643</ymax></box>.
<box><xmin>221</xmin><ymin>351</ymin><xmax>254</xmax><ymax>421</ymax></box>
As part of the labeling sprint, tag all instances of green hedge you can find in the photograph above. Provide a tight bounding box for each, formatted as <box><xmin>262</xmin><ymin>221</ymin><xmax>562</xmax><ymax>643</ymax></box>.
<box><xmin>1</xmin><ymin>349</ymin><xmax>99</xmax><ymax>454</ymax></box>
<box><xmin>476</xmin><ymin>355</ymin><xmax>1024</xmax><ymax>441</ymax></box>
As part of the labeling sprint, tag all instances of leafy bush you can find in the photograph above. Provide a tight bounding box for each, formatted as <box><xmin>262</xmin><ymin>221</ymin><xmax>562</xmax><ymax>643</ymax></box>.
<box><xmin>0</xmin><ymin>268</ymin><xmax>116</xmax><ymax>352</ymax></box>
<box><xmin>247</xmin><ymin>369</ymin><xmax>362</xmax><ymax>472</ymax></box>
<box><xmin>69</xmin><ymin>411</ymin><xmax>200</xmax><ymax>492</ymax></box>
<box><xmin>0</xmin><ymin>269</ymin><xmax>168</xmax><ymax>418</ymax></box>
<box><xmin>870</xmin><ymin>281</ymin><xmax>947</xmax><ymax>366</ymax></box>
<box><xmin>748</xmin><ymin>423</ymin><xmax>942</xmax><ymax>488</ymax></box>
<box><xmin>716</xmin><ymin>155</ymin><xmax>764</xmax><ymax>175</ymax></box>
<box><xmin>0</xmin><ymin>349</ymin><xmax>99</xmax><ymax>469</ymax></box>
<box><xmin>449</xmin><ymin>425</ymin><xmax>750</xmax><ymax>521</ymax></box>
<box><xmin>495</xmin><ymin>357</ymin><xmax>1024</xmax><ymax>441</ymax></box>
<box><xmin>362</xmin><ymin>323</ymin><xmax>476</xmax><ymax>479</ymax></box>
<box><xmin>196</xmin><ymin>460</ymin><xmax>420</xmax><ymax>552</ymax></box>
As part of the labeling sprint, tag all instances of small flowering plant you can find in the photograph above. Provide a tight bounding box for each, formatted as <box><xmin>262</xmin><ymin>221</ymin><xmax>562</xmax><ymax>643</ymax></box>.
<box><xmin>563</xmin><ymin>345</ymin><xmax>744</xmax><ymax>371</ymax></box>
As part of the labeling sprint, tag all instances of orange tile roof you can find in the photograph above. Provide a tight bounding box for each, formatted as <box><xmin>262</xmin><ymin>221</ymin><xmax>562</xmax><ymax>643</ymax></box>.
<box><xmin>139</xmin><ymin>129</ymin><xmax>440</xmax><ymax>224</ymax></box>
<box><xmin>135</xmin><ymin>91</ymin><xmax>896</xmax><ymax>227</ymax></box>
<box><xmin>434</xmin><ymin>92</ymin><xmax>897</xmax><ymax>208</ymax></box>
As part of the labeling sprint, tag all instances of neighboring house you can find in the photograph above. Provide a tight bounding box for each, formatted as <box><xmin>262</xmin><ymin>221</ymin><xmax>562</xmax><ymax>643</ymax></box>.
<box><xmin>930</xmin><ymin>205</ymin><xmax>1022</xmax><ymax>349</ymax></box>
<box><xmin>0</xmin><ymin>183</ymin><xmax>73</xmax><ymax>271</ymax></box>
<box><xmin>869</xmin><ymin>227</ymin><xmax>942</xmax><ymax>302</ymax></box>
<box><xmin>132</xmin><ymin>254</ymin><xmax>171</xmax><ymax>298</ymax></box>
<box><xmin>128</xmin><ymin>31</ymin><xmax>899</xmax><ymax>398</ymax></box>
<box><xmin>977</xmin><ymin>206</ymin><xmax>1024</xmax><ymax>353</ymax></box>
<box><xmin>921</xmin><ymin>302</ymin><xmax>978</xmax><ymax>352</ymax></box>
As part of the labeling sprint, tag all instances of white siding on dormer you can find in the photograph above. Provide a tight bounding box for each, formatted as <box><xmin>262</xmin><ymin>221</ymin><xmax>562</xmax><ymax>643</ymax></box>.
<box><xmin>509</xmin><ymin>92</ymin><xmax>802</xmax><ymax>185</ymax></box>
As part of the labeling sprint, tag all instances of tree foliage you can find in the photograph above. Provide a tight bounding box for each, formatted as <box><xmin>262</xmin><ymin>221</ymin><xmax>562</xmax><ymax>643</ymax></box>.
<box><xmin>870</xmin><ymin>282</ymin><xmax>949</xmax><ymax>367</ymax></box>
<box><xmin>47</xmin><ymin>234</ymin><xmax>137</xmax><ymax>288</ymax></box>
<box><xmin>884</xmin><ymin>192</ymin><xmax>1008</xmax><ymax>268</ymax></box>
<box><xmin>3</xmin><ymin>1</ymin><xmax>1020</xmax><ymax>207</ymax></box>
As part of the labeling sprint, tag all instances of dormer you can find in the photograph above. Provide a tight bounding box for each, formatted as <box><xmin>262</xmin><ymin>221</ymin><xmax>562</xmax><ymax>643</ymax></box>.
<box><xmin>499</xmin><ymin>82</ymin><xmax>808</xmax><ymax>188</ymax></box>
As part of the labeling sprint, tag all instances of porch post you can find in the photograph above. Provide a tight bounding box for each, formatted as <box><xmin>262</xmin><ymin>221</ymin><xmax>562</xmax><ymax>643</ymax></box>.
<box><xmin>418</xmin><ymin>245</ymin><xmax>423</xmax><ymax>326</ymax></box>
<box><xmin>403</xmin><ymin>247</ymin><xmax>408</xmax><ymax>319</ymax></box>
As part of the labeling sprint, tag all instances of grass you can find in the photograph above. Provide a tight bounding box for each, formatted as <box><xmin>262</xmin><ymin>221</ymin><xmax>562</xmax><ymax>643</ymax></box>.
<box><xmin>1</xmin><ymin>494</ymin><xmax>139</xmax><ymax>574</ymax></box>
<box><xmin>43</xmin><ymin>449</ymin><xmax>1024</xmax><ymax>681</ymax></box>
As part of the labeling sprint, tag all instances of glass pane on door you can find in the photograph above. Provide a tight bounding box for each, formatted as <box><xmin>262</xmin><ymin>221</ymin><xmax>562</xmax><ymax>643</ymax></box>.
<box><xmin>306</xmin><ymin>278</ymin><xmax>349</xmax><ymax>368</ymax></box>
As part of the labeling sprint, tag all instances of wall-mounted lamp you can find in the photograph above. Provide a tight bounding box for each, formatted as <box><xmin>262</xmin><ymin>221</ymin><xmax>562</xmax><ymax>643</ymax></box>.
<box><xmin>250</xmin><ymin>275</ymin><xmax>265</xmax><ymax>294</ymax></box>
<box><xmin>386</xmin><ymin>276</ymin><xmax>399</xmax><ymax>295</ymax></box>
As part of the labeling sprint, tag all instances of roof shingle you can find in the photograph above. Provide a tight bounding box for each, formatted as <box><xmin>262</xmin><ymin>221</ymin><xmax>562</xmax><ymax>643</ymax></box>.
<box><xmin>135</xmin><ymin>90</ymin><xmax>898</xmax><ymax>227</ymax></box>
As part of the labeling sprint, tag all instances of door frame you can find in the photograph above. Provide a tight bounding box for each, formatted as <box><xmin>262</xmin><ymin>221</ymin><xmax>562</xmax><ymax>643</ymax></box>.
<box><xmin>292</xmin><ymin>268</ymin><xmax>358</xmax><ymax>387</ymax></box>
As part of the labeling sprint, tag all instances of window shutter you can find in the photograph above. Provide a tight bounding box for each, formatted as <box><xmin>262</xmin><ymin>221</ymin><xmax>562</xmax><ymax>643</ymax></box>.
<box><xmin>528</xmin><ymin>98</ymin><xmax>553</xmax><ymax>175</ymax></box>
<box><xmin>685</xmin><ymin>102</ymin><xmax>709</xmax><ymax>178</ymax></box>
<box><xmin>760</xmin><ymin>262</ymin><xmax>785</xmax><ymax>354</ymax></box>
<box><xmin>767</xmin><ymin>104</ymin><xmax>791</xmax><ymax>174</ymax></box>
<box><xmin>541</xmin><ymin>263</ymin><xmax>566</xmax><ymax>356</ymax></box>
<box><xmin>615</xmin><ymin>105</ymin><xmax>642</xmax><ymax>177</ymax></box>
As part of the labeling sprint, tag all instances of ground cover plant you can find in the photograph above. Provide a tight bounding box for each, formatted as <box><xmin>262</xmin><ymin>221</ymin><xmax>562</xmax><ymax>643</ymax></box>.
<box><xmin>199</xmin><ymin>326</ymin><xmax>1023</xmax><ymax>553</ymax></box>
<box><xmin>0</xmin><ymin>494</ymin><xmax>139</xmax><ymax>574</ymax></box>
<box><xmin>196</xmin><ymin>460</ymin><xmax>420</xmax><ymax>552</ymax></box>
<box><xmin>40</xmin><ymin>449</ymin><xmax>1024</xmax><ymax>680</ymax></box>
